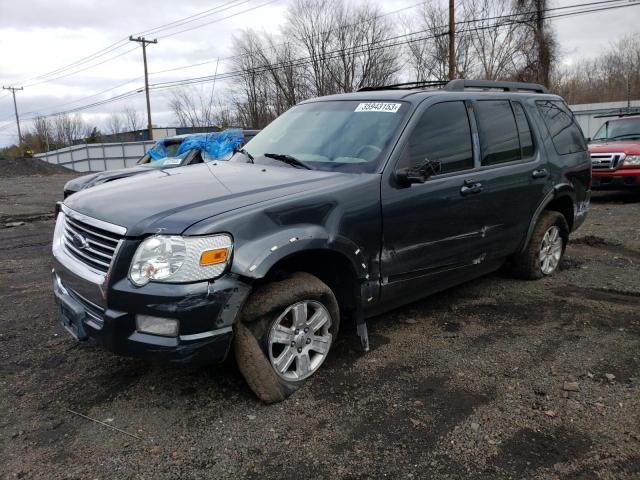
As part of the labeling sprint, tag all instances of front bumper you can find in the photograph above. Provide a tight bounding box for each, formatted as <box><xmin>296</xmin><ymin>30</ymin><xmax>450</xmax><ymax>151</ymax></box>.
<box><xmin>592</xmin><ymin>168</ymin><xmax>640</xmax><ymax>190</ymax></box>
<box><xmin>52</xmin><ymin>263</ymin><xmax>251</xmax><ymax>364</ymax></box>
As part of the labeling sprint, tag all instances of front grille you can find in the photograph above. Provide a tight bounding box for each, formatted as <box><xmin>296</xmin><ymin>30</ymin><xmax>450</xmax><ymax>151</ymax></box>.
<box><xmin>62</xmin><ymin>214</ymin><xmax>123</xmax><ymax>273</ymax></box>
<box><xmin>590</xmin><ymin>152</ymin><xmax>625</xmax><ymax>170</ymax></box>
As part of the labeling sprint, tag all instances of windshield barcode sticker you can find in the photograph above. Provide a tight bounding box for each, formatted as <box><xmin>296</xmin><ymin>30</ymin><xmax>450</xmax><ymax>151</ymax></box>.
<box><xmin>162</xmin><ymin>158</ymin><xmax>182</xmax><ymax>165</ymax></box>
<box><xmin>355</xmin><ymin>102</ymin><xmax>402</xmax><ymax>113</ymax></box>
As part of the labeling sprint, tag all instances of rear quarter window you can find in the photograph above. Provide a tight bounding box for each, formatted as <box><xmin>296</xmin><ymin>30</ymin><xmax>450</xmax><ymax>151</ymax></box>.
<box><xmin>536</xmin><ymin>100</ymin><xmax>587</xmax><ymax>155</ymax></box>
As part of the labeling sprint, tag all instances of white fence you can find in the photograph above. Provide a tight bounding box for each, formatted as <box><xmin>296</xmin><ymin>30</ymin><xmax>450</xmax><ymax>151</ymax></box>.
<box><xmin>34</xmin><ymin>140</ymin><xmax>155</xmax><ymax>172</ymax></box>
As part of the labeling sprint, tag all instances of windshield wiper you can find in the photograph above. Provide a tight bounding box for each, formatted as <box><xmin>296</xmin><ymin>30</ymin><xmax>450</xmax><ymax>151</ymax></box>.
<box><xmin>264</xmin><ymin>153</ymin><xmax>311</xmax><ymax>170</ymax></box>
<box><xmin>608</xmin><ymin>134</ymin><xmax>640</xmax><ymax>140</ymax></box>
<box><xmin>237</xmin><ymin>147</ymin><xmax>254</xmax><ymax>163</ymax></box>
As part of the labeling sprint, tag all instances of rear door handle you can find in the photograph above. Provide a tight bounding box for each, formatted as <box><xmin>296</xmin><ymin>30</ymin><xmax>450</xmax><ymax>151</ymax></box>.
<box><xmin>532</xmin><ymin>168</ymin><xmax>548</xmax><ymax>179</ymax></box>
<box><xmin>460</xmin><ymin>181</ymin><xmax>483</xmax><ymax>196</ymax></box>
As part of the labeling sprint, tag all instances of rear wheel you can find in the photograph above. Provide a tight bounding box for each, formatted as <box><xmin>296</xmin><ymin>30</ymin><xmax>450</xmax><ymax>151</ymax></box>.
<box><xmin>511</xmin><ymin>211</ymin><xmax>568</xmax><ymax>280</ymax></box>
<box><xmin>234</xmin><ymin>272</ymin><xmax>339</xmax><ymax>403</ymax></box>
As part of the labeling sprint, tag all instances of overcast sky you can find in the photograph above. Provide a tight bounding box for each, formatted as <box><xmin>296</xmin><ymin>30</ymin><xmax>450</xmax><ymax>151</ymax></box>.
<box><xmin>0</xmin><ymin>0</ymin><xmax>639</xmax><ymax>146</ymax></box>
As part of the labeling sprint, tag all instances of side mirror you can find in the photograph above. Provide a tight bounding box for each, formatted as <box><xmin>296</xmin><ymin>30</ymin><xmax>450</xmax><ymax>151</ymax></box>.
<box><xmin>586</xmin><ymin>137</ymin><xmax>592</xmax><ymax>143</ymax></box>
<box><xmin>395</xmin><ymin>160</ymin><xmax>442</xmax><ymax>186</ymax></box>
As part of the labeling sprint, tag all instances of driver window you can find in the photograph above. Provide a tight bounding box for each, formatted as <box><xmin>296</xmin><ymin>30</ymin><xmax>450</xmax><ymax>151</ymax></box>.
<box><xmin>401</xmin><ymin>101</ymin><xmax>474</xmax><ymax>175</ymax></box>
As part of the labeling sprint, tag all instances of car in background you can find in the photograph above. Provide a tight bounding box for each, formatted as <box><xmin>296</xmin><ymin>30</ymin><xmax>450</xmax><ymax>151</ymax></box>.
<box><xmin>63</xmin><ymin>129</ymin><xmax>259</xmax><ymax>198</ymax></box>
<box><xmin>588</xmin><ymin>114</ymin><xmax>640</xmax><ymax>190</ymax></box>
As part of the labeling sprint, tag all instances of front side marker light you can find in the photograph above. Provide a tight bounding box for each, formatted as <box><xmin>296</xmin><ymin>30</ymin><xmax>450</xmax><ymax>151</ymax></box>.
<box><xmin>200</xmin><ymin>248</ymin><xmax>229</xmax><ymax>266</ymax></box>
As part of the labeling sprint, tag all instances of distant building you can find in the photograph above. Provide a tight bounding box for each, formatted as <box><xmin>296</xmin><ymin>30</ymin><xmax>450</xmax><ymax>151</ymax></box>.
<box><xmin>96</xmin><ymin>125</ymin><xmax>224</xmax><ymax>144</ymax></box>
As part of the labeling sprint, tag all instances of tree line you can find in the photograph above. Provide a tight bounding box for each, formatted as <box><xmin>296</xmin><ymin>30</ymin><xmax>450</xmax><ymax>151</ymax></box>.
<box><xmin>3</xmin><ymin>0</ymin><xmax>639</xmax><ymax>156</ymax></box>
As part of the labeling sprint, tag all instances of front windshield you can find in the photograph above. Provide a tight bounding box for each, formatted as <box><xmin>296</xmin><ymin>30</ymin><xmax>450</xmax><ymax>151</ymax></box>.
<box><xmin>233</xmin><ymin>100</ymin><xmax>410</xmax><ymax>173</ymax></box>
<box><xmin>593</xmin><ymin>118</ymin><xmax>640</xmax><ymax>141</ymax></box>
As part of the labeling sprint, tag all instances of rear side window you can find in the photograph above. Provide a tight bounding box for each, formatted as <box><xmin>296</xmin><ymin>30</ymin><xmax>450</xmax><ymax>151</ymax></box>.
<box><xmin>512</xmin><ymin>102</ymin><xmax>534</xmax><ymax>157</ymax></box>
<box><xmin>404</xmin><ymin>101</ymin><xmax>473</xmax><ymax>174</ymax></box>
<box><xmin>536</xmin><ymin>100</ymin><xmax>587</xmax><ymax>154</ymax></box>
<box><xmin>475</xmin><ymin>100</ymin><xmax>521</xmax><ymax>166</ymax></box>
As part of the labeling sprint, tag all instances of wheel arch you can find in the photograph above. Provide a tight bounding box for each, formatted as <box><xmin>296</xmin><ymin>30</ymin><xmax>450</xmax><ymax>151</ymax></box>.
<box><xmin>253</xmin><ymin>247</ymin><xmax>362</xmax><ymax>324</ymax></box>
<box><xmin>519</xmin><ymin>187</ymin><xmax>575</xmax><ymax>253</ymax></box>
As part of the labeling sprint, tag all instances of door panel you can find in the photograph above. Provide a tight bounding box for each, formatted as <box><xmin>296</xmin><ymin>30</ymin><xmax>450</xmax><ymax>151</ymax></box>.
<box><xmin>381</xmin><ymin>100</ymin><xmax>491</xmax><ymax>301</ymax></box>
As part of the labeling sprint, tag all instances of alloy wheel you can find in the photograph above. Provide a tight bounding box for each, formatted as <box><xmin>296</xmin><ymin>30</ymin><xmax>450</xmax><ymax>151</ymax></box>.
<box><xmin>267</xmin><ymin>300</ymin><xmax>333</xmax><ymax>381</ymax></box>
<box><xmin>539</xmin><ymin>225</ymin><xmax>563</xmax><ymax>275</ymax></box>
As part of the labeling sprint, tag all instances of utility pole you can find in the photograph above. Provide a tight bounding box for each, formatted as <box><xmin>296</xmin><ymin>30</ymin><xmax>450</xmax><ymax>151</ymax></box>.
<box><xmin>448</xmin><ymin>0</ymin><xmax>456</xmax><ymax>80</ymax></box>
<box><xmin>129</xmin><ymin>36</ymin><xmax>157</xmax><ymax>140</ymax></box>
<box><xmin>2</xmin><ymin>86</ymin><xmax>24</xmax><ymax>146</ymax></box>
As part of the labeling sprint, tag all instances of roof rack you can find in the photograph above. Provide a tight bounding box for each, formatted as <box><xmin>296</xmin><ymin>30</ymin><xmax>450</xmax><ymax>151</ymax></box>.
<box><xmin>357</xmin><ymin>79</ymin><xmax>549</xmax><ymax>94</ymax></box>
<box><xmin>358</xmin><ymin>81</ymin><xmax>448</xmax><ymax>92</ymax></box>
<box><xmin>593</xmin><ymin>110</ymin><xmax>640</xmax><ymax>119</ymax></box>
<box><xmin>443</xmin><ymin>79</ymin><xmax>549</xmax><ymax>94</ymax></box>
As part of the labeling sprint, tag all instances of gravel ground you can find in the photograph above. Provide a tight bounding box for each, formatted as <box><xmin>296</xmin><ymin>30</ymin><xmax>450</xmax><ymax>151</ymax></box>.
<box><xmin>0</xmin><ymin>172</ymin><xmax>639</xmax><ymax>479</ymax></box>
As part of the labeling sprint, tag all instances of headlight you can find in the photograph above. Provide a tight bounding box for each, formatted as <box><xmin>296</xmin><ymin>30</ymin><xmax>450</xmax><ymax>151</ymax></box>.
<box><xmin>129</xmin><ymin>234</ymin><xmax>232</xmax><ymax>286</ymax></box>
<box><xmin>623</xmin><ymin>155</ymin><xmax>640</xmax><ymax>166</ymax></box>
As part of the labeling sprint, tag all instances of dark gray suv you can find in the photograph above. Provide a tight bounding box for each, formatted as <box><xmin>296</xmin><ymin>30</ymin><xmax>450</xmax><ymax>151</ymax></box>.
<box><xmin>51</xmin><ymin>80</ymin><xmax>591</xmax><ymax>403</ymax></box>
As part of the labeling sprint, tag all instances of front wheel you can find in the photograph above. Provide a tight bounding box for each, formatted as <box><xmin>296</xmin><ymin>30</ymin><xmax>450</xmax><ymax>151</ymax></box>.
<box><xmin>234</xmin><ymin>272</ymin><xmax>340</xmax><ymax>403</ymax></box>
<box><xmin>511</xmin><ymin>211</ymin><xmax>569</xmax><ymax>280</ymax></box>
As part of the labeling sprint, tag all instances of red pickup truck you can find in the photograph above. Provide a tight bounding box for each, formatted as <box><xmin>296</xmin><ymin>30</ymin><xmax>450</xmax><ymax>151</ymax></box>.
<box><xmin>588</xmin><ymin>114</ymin><xmax>640</xmax><ymax>190</ymax></box>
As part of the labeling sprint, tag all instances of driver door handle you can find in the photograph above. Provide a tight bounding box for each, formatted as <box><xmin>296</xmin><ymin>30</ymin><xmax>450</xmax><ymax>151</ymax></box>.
<box><xmin>460</xmin><ymin>181</ymin><xmax>483</xmax><ymax>196</ymax></box>
<box><xmin>532</xmin><ymin>168</ymin><xmax>548</xmax><ymax>179</ymax></box>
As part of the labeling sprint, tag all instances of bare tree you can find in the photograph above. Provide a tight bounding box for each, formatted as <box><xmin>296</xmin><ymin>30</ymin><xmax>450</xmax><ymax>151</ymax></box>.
<box><xmin>230</xmin><ymin>30</ymin><xmax>279</xmax><ymax>128</ymax></box>
<box><xmin>168</xmin><ymin>85</ymin><xmax>224</xmax><ymax>127</ymax></box>
<box><xmin>405</xmin><ymin>2</ymin><xmax>475</xmax><ymax>81</ymax></box>
<box><xmin>286</xmin><ymin>0</ymin><xmax>338</xmax><ymax>97</ymax></box>
<box><xmin>514</xmin><ymin>0</ymin><xmax>557</xmax><ymax>86</ymax></box>
<box><xmin>556</xmin><ymin>33</ymin><xmax>640</xmax><ymax>104</ymax></box>
<box><xmin>106</xmin><ymin>113</ymin><xmax>124</xmax><ymax>135</ymax></box>
<box><xmin>463</xmin><ymin>0</ymin><xmax>527</xmax><ymax>80</ymax></box>
<box><xmin>123</xmin><ymin>107</ymin><xmax>143</xmax><ymax>131</ymax></box>
<box><xmin>326</xmin><ymin>2</ymin><xmax>399</xmax><ymax>91</ymax></box>
<box><xmin>27</xmin><ymin>116</ymin><xmax>55</xmax><ymax>152</ymax></box>
<box><xmin>52</xmin><ymin>113</ymin><xmax>90</xmax><ymax>147</ymax></box>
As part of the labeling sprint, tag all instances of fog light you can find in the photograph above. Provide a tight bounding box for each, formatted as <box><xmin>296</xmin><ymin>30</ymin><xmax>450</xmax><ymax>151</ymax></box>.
<box><xmin>136</xmin><ymin>315</ymin><xmax>179</xmax><ymax>337</ymax></box>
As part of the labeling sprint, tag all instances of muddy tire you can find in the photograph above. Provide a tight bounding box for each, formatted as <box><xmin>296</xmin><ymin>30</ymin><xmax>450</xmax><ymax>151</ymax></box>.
<box><xmin>511</xmin><ymin>211</ymin><xmax>569</xmax><ymax>280</ymax></box>
<box><xmin>234</xmin><ymin>272</ymin><xmax>340</xmax><ymax>403</ymax></box>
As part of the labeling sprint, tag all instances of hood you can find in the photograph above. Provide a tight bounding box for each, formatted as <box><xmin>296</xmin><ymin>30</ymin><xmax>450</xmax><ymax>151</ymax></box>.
<box><xmin>64</xmin><ymin>162</ymin><xmax>352</xmax><ymax>236</ymax></box>
<box><xmin>64</xmin><ymin>166</ymin><xmax>155</xmax><ymax>193</ymax></box>
<box><xmin>588</xmin><ymin>140</ymin><xmax>640</xmax><ymax>155</ymax></box>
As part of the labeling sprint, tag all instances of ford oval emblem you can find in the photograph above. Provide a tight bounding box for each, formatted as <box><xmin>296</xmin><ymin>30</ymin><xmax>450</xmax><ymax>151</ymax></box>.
<box><xmin>71</xmin><ymin>232</ymin><xmax>89</xmax><ymax>250</ymax></box>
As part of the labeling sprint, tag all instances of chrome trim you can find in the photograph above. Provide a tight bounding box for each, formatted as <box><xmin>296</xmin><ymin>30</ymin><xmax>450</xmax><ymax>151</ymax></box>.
<box><xmin>179</xmin><ymin>326</ymin><xmax>233</xmax><ymax>341</ymax></box>
<box><xmin>52</xmin><ymin>213</ymin><xmax>106</xmax><ymax>285</ymax></box>
<box><xmin>63</xmin><ymin>231</ymin><xmax>113</xmax><ymax>261</ymax></box>
<box><xmin>63</xmin><ymin>237</ymin><xmax>112</xmax><ymax>268</ymax></box>
<box><xmin>61</xmin><ymin>204</ymin><xmax>127</xmax><ymax>236</ymax></box>
<box><xmin>65</xmin><ymin>217</ymin><xmax>119</xmax><ymax>247</ymax></box>
<box><xmin>590</xmin><ymin>152</ymin><xmax>626</xmax><ymax>170</ymax></box>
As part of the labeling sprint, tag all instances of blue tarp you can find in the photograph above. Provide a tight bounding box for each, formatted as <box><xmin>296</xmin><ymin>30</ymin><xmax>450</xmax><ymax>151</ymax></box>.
<box><xmin>147</xmin><ymin>129</ymin><xmax>244</xmax><ymax>161</ymax></box>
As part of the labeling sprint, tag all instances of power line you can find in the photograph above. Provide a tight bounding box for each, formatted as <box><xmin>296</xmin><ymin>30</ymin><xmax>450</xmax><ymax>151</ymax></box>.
<box><xmin>23</xmin><ymin>47</ymin><xmax>139</xmax><ymax>88</ymax></box>
<box><xmin>17</xmin><ymin>76</ymin><xmax>143</xmax><ymax>118</ymax></box>
<box><xmin>146</xmin><ymin>0</ymin><xmax>640</xmax><ymax>93</ymax></box>
<box><xmin>6</xmin><ymin>0</ymin><xmax>254</xmax><ymax>87</ymax></box>
<box><xmin>136</xmin><ymin>0</ymin><xmax>250</xmax><ymax>37</ymax></box>
<box><xmin>148</xmin><ymin>0</ymin><xmax>429</xmax><ymax>76</ymax></box>
<box><xmin>149</xmin><ymin>0</ymin><xmax>633</xmax><ymax>79</ymax></box>
<box><xmin>13</xmin><ymin>0</ymin><xmax>640</xmax><ymax>122</ymax></box>
<box><xmin>155</xmin><ymin>0</ymin><xmax>281</xmax><ymax>40</ymax></box>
